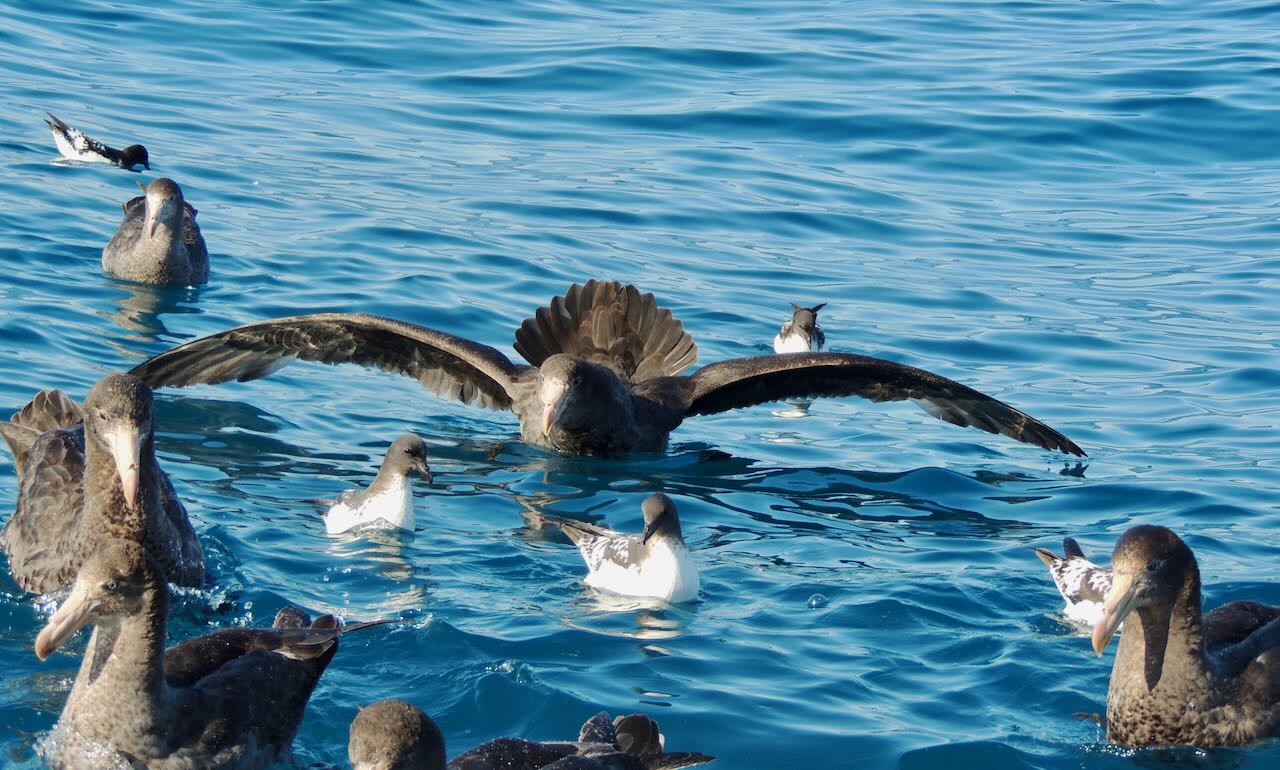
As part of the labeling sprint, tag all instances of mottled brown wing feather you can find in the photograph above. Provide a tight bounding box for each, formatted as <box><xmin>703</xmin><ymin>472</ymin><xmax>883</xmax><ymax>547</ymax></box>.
<box><xmin>1</xmin><ymin>390</ymin><xmax>84</xmax><ymax>477</ymax></box>
<box><xmin>513</xmin><ymin>281</ymin><xmax>697</xmax><ymax>380</ymax></box>
<box><xmin>683</xmin><ymin>353</ymin><xmax>1085</xmax><ymax>456</ymax></box>
<box><xmin>129</xmin><ymin>313</ymin><xmax>528</xmax><ymax>411</ymax></box>
<box><xmin>0</xmin><ymin>429</ymin><xmax>87</xmax><ymax>593</ymax></box>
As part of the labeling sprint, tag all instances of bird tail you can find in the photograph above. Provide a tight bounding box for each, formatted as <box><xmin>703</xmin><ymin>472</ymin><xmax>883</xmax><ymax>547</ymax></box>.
<box><xmin>513</xmin><ymin>280</ymin><xmax>697</xmax><ymax>380</ymax></box>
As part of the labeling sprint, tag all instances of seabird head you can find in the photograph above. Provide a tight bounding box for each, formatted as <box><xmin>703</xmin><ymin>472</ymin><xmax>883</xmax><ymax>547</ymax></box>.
<box><xmin>1092</xmin><ymin>525</ymin><xmax>1197</xmax><ymax>655</ymax></box>
<box><xmin>538</xmin><ymin>355</ymin><xmax>617</xmax><ymax>435</ymax></box>
<box><xmin>788</xmin><ymin>302</ymin><xmax>826</xmax><ymax>333</ymax></box>
<box><xmin>142</xmin><ymin>177</ymin><xmax>185</xmax><ymax>238</ymax></box>
<box><xmin>384</xmin><ymin>433</ymin><xmax>432</xmax><ymax>484</ymax></box>
<box><xmin>348</xmin><ymin>699</ymin><xmax>446</xmax><ymax>770</ymax></box>
<box><xmin>84</xmin><ymin>374</ymin><xmax>155</xmax><ymax>510</ymax></box>
<box><xmin>121</xmin><ymin>144</ymin><xmax>150</xmax><ymax>171</ymax></box>
<box><xmin>34</xmin><ymin>539</ymin><xmax>155</xmax><ymax>660</ymax></box>
<box><xmin>640</xmin><ymin>493</ymin><xmax>682</xmax><ymax>544</ymax></box>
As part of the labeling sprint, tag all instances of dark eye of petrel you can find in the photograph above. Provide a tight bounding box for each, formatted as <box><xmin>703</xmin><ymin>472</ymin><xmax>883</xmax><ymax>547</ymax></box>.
<box><xmin>103</xmin><ymin>579</ymin><xmax>120</xmax><ymax>591</ymax></box>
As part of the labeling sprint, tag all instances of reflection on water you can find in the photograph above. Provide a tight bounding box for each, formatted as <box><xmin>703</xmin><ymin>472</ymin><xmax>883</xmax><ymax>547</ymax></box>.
<box><xmin>561</xmin><ymin>597</ymin><xmax>690</xmax><ymax>642</ymax></box>
<box><xmin>324</xmin><ymin>526</ymin><xmax>422</xmax><ymax>586</ymax></box>
<box><xmin>102</xmin><ymin>280</ymin><xmax>204</xmax><ymax>345</ymax></box>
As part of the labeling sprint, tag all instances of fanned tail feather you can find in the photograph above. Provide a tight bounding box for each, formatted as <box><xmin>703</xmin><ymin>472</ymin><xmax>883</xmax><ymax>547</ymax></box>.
<box><xmin>514</xmin><ymin>281</ymin><xmax>697</xmax><ymax>380</ymax></box>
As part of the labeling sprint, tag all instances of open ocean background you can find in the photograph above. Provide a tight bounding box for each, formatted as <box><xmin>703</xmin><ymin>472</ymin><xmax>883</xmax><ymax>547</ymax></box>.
<box><xmin>1</xmin><ymin>1</ymin><xmax>1279</xmax><ymax>768</ymax></box>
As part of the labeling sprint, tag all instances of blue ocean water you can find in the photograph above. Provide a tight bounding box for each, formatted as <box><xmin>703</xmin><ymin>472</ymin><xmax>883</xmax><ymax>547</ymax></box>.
<box><xmin>1</xmin><ymin>0</ymin><xmax>1279</xmax><ymax>767</ymax></box>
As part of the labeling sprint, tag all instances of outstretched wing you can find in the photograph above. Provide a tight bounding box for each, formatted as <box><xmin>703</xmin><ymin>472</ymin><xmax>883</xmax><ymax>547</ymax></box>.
<box><xmin>514</xmin><ymin>280</ymin><xmax>697</xmax><ymax>381</ymax></box>
<box><xmin>682</xmin><ymin>353</ymin><xmax>1085</xmax><ymax>456</ymax></box>
<box><xmin>129</xmin><ymin>313</ymin><xmax>531</xmax><ymax>411</ymax></box>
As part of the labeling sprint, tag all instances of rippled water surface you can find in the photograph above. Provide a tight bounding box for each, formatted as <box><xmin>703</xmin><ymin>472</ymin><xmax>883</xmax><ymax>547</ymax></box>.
<box><xmin>2</xmin><ymin>1</ymin><xmax>1279</xmax><ymax>768</ymax></box>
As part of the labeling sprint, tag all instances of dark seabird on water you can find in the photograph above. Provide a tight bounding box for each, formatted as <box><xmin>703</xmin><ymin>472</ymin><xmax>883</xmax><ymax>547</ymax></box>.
<box><xmin>347</xmin><ymin>700</ymin><xmax>713</xmax><ymax>770</ymax></box>
<box><xmin>45</xmin><ymin>112</ymin><xmax>150</xmax><ymax>171</ymax></box>
<box><xmin>35</xmin><ymin>539</ymin><xmax>395</xmax><ymax>769</ymax></box>
<box><xmin>103</xmin><ymin>177</ymin><xmax>210</xmax><ymax>286</ymax></box>
<box><xmin>1091</xmin><ymin>525</ymin><xmax>1280</xmax><ymax>746</ymax></box>
<box><xmin>773</xmin><ymin>302</ymin><xmax>826</xmax><ymax>354</ymax></box>
<box><xmin>128</xmin><ymin>280</ymin><xmax>1086</xmax><ymax>458</ymax></box>
<box><xmin>323</xmin><ymin>433</ymin><xmax>433</xmax><ymax>535</ymax></box>
<box><xmin>534</xmin><ymin>493</ymin><xmax>698</xmax><ymax>603</ymax></box>
<box><xmin>0</xmin><ymin>374</ymin><xmax>204</xmax><ymax>594</ymax></box>
<box><xmin>1034</xmin><ymin>537</ymin><xmax>1112</xmax><ymax>627</ymax></box>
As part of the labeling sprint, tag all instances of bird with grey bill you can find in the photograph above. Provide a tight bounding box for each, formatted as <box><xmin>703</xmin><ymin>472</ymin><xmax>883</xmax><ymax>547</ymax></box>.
<box><xmin>35</xmin><ymin>539</ymin><xmax>396</xmax><ymax>769</ymax></box>
<box><xmin>1090</xmin><ymin>524</ymin><xmax>1280</xmax><ymax>746</ymax></box>
<box><xmin>128</xmin><ymin>280</ymin><xmax>1085</xmax><ymax>457</ymax></box>
<box><xmin>103</xmin><ymin>177</ymin><xmax>209</xmax><ymax>286</ymax></box>
<box><xmin>348</xmin><ymin>698</ymin><xmax>713</xmax><ymax>770</ymax></box>
<box><xmin>773</xmin><ymin>302</ymin><xmax>826</xmax><ymax>353</ymax></box>
<box><xmin>0</xmin><ymin>373</ymin><xmax>204</xmax><ymax>594</ymax></box>
<box><xmin>1034</xmin><ymin>537</ymin><xmax>1112</xmax><ymax>628</ymax></box>
<box><xmin>323</xmin><ymin>433</ymin><xmax>433</xmax><ymax>534</ymax></box>
<box><xmin>45</xmin><ymin>112</ymin><xmax>149</xmax><ymax>171</ymax></box>
<box><xmin>532</xmin><ymin>493</ymin><xmax>699</xmax><ymax>603</ymax></box>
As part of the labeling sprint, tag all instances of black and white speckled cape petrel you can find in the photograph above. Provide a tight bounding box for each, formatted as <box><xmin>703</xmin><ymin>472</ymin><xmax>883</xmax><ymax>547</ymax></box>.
<box><xmin>0</xmin><ymin>374</ymin><xmax>204</xmax><ymax>594</ymax></box>
<box><xmin>1091</xmin><ymin>525</ymin><xmax>1280</xmax><ymax>746</ymax></box>
<box><xmin>128</xmin><ymin>280</ymin><xmax>1085</xmax><ymax>458</ymax></box>
<box><xmin>45</xmin><ymin>112</ymin><xmax>150</xmax><ymax>171</ymax></box>
<box><xmin>35</xmin><ymin>540</ymin><xmax>394</xmax><ymax>770</ymax></box>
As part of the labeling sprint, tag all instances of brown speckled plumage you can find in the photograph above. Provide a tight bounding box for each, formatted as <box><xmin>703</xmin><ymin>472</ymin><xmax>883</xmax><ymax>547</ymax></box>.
<box><xmin>37</xmin><ymin>540</ymin><xmax>391</xmax><ymax>769</ymax></box>
<box><xmin>1094</xmin><ymin>525</ymin><xmax>1280</xmax><ymax>746</ymax></box>
<box><xmin>103</xmin><ymin>178</ymin><xmax>209</xmax><ymax>286</ymax></box>
<box><xmin>0</xmin><ymin>374</ymin><xmax>203</xmax><ymax>594</ymax></box>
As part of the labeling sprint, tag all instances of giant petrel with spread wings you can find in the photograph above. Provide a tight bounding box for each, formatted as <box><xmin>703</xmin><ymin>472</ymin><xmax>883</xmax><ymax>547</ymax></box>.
<box><xmin>129</xmin><ymin>280</ymin><xmax>1085</xmax><ymax>457</ymax></box>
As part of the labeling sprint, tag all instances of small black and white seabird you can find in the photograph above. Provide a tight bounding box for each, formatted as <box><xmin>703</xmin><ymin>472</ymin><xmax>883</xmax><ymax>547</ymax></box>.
<box><xmin>127</xmin><ymin>280</ymin><xmax>1087</xmax><ymax>457</ymax></box>
<box><xmin>103</xmin><ymin>177</ymin><xmax>209</xmax><ymax>286</ymax></box>
<box><xmin>773</xmin><ymin>302</ymin><xmax>826</xmax><ymax>353</ymax></box>
<box><xmin>536</xmin><ymin>493</ymin><xmax>699</xmax><ymax>603</ymax></box>
<box><xmin>45</xmin><ymin>113</ymin><xmax>150</xmax><ymax>171</ymax></box>
<box><xmin>1034</xmin><ymin>537</ymin><xmax>1112</xmax><ymax>627</ymax></box>
<box><xmin>323</xmin><ymin>434</ymin><xmax>433</xmax><ymax>535</ymax></box>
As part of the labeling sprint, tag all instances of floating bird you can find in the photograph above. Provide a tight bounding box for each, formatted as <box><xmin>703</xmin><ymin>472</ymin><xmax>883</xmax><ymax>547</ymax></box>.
<box><xmin>350</xmin><ymin>699</ymin><xmax>446</xmax><ymax>770</ymax></box>
<box><xmin>1034</xmin><ymin>537</ymin><xmax>1112</xmax><ymax>627</ymax></box>
<box><xmin>347</xmin><ymin>700</ymin><xmax>712</xmax><ymax>770</ymax></box>
<box><xmin>534</xmin><ymin>493</ymin><xmax>698</xmax><ymax>603</ymax></box>
<box><xmin>45</xmin><ymin>112</ymin><xmax>149</xmax><ymax>171</ymax></box>
<box><xmin>34</xmin><ymin>539</ymin><xmax>393</xmax><ymax>769</ymax></box>
<box><xmin>128</xmin><ymin>281</ymin><xmax>1085</xmax><ymax>458</ymax></box>
<box><xmin>323</xmin><ymin>433</ymin><xmax>433</xmax><ymax>535</ymax></box>
<box><xmin>103</xmin><ymin>177</ymin><xmax>209</xmax><ymax>286</ymax></box>
<box><xmin>0</xmin><ymin>374</ymin><xmax>204</xmax><ymax>594</ymax></box>
<box><xmin>773</xmin><ymin>302</ymin><xmax>826</xmax><ymax>353</ymax></box>
<box><xmin>1091</xmin><ymin>525</ymin><xmax>1280</xmax><ymax>746</ymax></box>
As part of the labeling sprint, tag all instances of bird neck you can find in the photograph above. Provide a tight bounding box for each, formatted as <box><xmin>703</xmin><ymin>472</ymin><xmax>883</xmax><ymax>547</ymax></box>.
<box><xmin>1109</xmin><ymin>570</ymin><xmax>1210</xmax><ymax>714</ymax></box>
<box><xmin>69</xmin><ymin>587</ymin><xmax>173</xmax><ymax>741</ymax></box>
